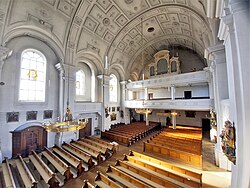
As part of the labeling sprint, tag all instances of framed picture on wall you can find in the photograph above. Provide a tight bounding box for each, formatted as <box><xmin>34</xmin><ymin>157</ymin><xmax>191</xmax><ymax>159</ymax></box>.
<box><xmin>26</xmin><ymin>111</ymin><xmax>38</xmax><ymax>121</ymax></box>
<box><xmin>44</xmin><ymin>110</ymin><xmax>53</xmax><ymax>119</ymax></box>
<box><xmin>6</xmin><ymin>112</ymin><xmax>19</xmax><ymax>123</ymax></box>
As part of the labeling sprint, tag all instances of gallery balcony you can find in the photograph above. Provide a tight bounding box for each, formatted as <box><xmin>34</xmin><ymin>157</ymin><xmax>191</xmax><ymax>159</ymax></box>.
<box><xmin>124</xmin><ymin>98</ymin><xmax>211</xmax><ymax>111</ymax></box>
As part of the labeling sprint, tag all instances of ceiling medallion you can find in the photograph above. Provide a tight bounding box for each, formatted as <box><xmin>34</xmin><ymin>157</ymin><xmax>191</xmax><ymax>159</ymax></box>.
<box><xmin>147</xmin><ymin>27</ymin><xmax>155</xmax><ymax>32</ymax></box>
<box><xmin>124</xmin><ymin>0</ymin><xmax>133</xmax><ymax>4</ymax></box>
<box><xmin>103</xmin><ymin>18</ymin><xmax>110</xmax><ymax>26</ymax></box>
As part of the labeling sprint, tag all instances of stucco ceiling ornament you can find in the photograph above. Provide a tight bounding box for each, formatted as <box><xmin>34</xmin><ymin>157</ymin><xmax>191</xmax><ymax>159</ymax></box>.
<box><xmin>124</xmin><ymin>0</ymin><xmax>133</xmax><ymax>4</ymax></box>
<box><xmin>103</xmin><ymin>18</ymin><xmax>110</xmax><ymax>26</ymax></box>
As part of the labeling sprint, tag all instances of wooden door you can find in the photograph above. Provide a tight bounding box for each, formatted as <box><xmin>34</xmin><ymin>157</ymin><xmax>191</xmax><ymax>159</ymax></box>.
<box><xmin>79</xmin><ymin>118</ymin><xmax>92</xmax><ymax>138</ymax></box>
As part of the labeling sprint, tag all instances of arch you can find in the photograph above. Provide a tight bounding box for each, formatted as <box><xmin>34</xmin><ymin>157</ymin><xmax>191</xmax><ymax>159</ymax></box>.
<box><xmin>75</xmin><ymin>50</ymin><xmax>103</xmax><ymax>75</ymax></box>
<box><xmin>109</xmin><ymin>63</ymin><xmax>126</xmax><ymax>81</ymax></box>
<box><xmin>3</xmin><ymin>26</ymin><xmax>64</xmax><ymax>61</ymax></box>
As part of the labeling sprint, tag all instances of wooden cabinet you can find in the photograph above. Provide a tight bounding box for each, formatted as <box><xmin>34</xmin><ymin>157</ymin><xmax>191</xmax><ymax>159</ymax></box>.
<box><xmin>11</xmin><ymin>126</ymin><xmax>47</xmax><ymax>158</ymax></box>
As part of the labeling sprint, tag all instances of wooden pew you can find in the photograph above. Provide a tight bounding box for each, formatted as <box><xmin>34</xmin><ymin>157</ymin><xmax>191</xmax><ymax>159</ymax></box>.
<box><xmin>149</xmin><ymin>139</ymin><xmax>201</xmax><ymax>155</ymax></box>
<box><xmin>52</xmin><ymin>146</ymin><xmax>83</xmax><ymax>176</ymax></box>
<box><xmin>143</xmin><ymin>142</ymin><xmax>202</xmax><ymax>168</ymax></box>
<box><xmin>15</xmin><ymin>155</ymin><xmax>37</xmax><ymax>188</ymax></box>
<box><xmin>124</xmin><ymin>154</ymin><xmax>201</xmax><ymax>188</ymax></box>
<box><xmin>95</xmin><ymin>171</ymin><xmax>123</xmax><ymax>188</ymax></box>
<box><xmin>115</xmin><ymin>160</ymin><xmax>180</xmax><ymax>188</ymax></box>
<box><xmin>85</xmin><ymin>136</ymin><xmax>115</xmax><ymax>152</ymax></box>
<box><xmin>82</xmin><ymin>180</ymin><xmax>95</xmax><ymax>188</ymax></box>
<box><xmin>129</xmin><ymin>150</ymin><xmax>202</xmax><ymax>186</ymax></box>
<box><xmin>62</xmin><ymin>143</ymin><xmax>94</xmax><ymax>168</ymax></box>
<box><xmin>101</xmin><ymin>131</ymin><xmax>132</xmax><ymax>146</ymax></box>
<box><xmin>41</xmin><ymin>147</ymin><xmax>73</xmax><ymax>182</ymax></box>
<box><xmin>29</xmin><ymin>150</ymin><xmax>59</xmax><ymax>188</ymax></box>
<box><xmin>71</xmin><ymin>141</ymin><xmax>102</xmax><ymax>162</ymax></box>
<box><xmin>106</xmin><ymin>165</ymin><xmax>151</xmax><ymax>188</ymax></box>
<box><xmin>2</xmin><ymin>158</ymin><xmax>16</xmax><ymax>188</ymax></box>
<box><xmin>79</xmin><ymin>138</ymin><xmax>110</xmax><ymax>158</ymax></box>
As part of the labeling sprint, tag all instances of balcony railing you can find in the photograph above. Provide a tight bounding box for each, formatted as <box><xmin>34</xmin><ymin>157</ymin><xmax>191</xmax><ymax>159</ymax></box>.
<box><xmin>124</xmin><ymin>98</ymin><xmax>211</xmax><ymax>111</ymax></box>
<box><xmin>127</xmin><ymin>70</ymin><xmax>209</xmax><ymax>90</ymax></box>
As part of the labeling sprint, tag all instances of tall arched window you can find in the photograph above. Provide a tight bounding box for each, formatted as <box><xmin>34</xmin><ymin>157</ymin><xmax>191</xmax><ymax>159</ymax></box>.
<box><xmin>19</xmin><ymin>49</ymin><xmax>46</xmax><ymax>102</ymax></box>
<box><xmin>76</xmin><ymin>70</ymin><xmax>85</xmax><ymax>96</ymax></box>
<box><xmin>109</xmin><ymin>74</ymin><xmax>118</xmax><ymax>102</ymax></box>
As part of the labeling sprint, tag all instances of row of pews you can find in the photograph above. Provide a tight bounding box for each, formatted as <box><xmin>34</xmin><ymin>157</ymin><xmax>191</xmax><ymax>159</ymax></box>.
<box><xmin>101</xmin><ymin>122</ymin><xmax>159</xmax><ymax>146</ymax></box>
<box><xmin>82</xmin><ymin>150</ymin><xmax>202</xmax><ymax>188</ymax></box>
<box><xmin>0</xmin><ymin>136</ymin><xmax>115</xmax><ymax>188</ymax></box>
<box><xmin>143</xmin><ymin>127</ymin><xmax>203</xmax><ymax>167</ymax></box>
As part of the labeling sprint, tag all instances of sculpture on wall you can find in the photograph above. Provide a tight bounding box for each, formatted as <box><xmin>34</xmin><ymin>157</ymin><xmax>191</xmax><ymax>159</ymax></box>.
<box><xmin>219</xmin><ymin>120</ymin><xmax>236</xmax><ymax>164</ymax></box>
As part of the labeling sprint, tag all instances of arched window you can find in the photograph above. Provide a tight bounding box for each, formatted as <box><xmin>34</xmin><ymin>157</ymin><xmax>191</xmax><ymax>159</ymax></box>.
<box><xmin>109</xmin><ymin>74</ymin><xmax>118</xmax><ymax>102</ymax></box>
<box><xmin>19</xmin><ymin>49</ymin><xmax>46</xmax><ymax>102</ymax></box>
<box><xmin>76</xmin><ymin>70</ymin><xmax>85</xmax><ymax>96</ymax></box>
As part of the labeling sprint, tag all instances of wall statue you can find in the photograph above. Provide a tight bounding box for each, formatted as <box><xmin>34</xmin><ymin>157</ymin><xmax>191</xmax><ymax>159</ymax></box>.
<box><xmin>219</xmin><ymin>120</ymin><xmax>236</xmax><ymax>164</ymax></box>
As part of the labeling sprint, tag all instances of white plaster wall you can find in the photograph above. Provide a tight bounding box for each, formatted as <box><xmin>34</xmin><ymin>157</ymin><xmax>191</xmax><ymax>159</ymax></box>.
<box><xmin>0</xmin><ymin>36</ymin><xmax>59</xmax><ymax>159</ymax></box>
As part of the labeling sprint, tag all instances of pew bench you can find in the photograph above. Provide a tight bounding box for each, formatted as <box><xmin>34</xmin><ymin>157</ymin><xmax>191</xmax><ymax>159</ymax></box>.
<box><xmin>29</xmin><ymin>150</ymin><xmax>59</xmax><ymax>188</ymax></box>
<box><xmin>62</xmin><ymin>143</ymin><xmax>94</xmax><ymax>168</ymax></box>
<box><xmin>85</xmin><ymin>136</ymin><xmax>115</xmax><ymax>152</ymax></box>
<box><xmin>129</xmin><ymin>150</ymin><xmax>202</xmax><ymax>185</ymax></box>
<box><xmin>95</xmin><ymin>171</ymin><xmax>123</xmax><ymax>188</ymax></box>
<box><xmin>143</xmin><ymin>142</ymin><xmax>202</xmax><ymax>168</ymax></box>
<box><xmin>71</xmin><ymin>142</ymin><xmax>102</xmax><ymax>162</ymax></box>
<box><xmin>123</xmin><ymin>155</ymin><xmax>199</xmax><ymax>188</ymax></box>
<box><xmin>106</xmin><ymin>165</ymin><xmax>151</xmax><ymax>188</ymax></box>
<box><xmin>42</xmin><ymin>147</ymin><xmax>73</xmax><ymax>182</ymax></box>
<box><xmin>115</xmin><ymin>160</ymin><xmax>180</xmax><ymax>188</ymax></box>
<box><xmin>52</xmin><ymin>146</ymin><xmax>83</xmax><ymax>176</ymax></box>
<box><xmin>77</xmin><ymin>140</ymin><xmax>110</xmax><ymax>158</ymax></box>
<box><xmin>2</xmin><ymin>158</ymin><xmax>16</xmax><ymax>188</ymax></box>
<box><xmin>80</xmin><ymin>138</ymin><xmax>111</xmax><ymax>158</ymax></box>
<box><xmin>15</xmin><ymin>155</ymin><xmax>37</xmax><ymax>188</ymax></box>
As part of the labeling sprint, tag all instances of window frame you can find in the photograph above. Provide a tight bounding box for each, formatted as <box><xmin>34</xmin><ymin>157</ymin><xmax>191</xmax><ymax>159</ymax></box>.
<box><xmin>18</xmin><ymin>48</ymin><xmax>47</xmax><ymax>103</ymax></box>
<box><xmin>109</xmin><ymin>74</ymin><xmax>118</xmax><ymax>103</ymax></box>
<box><xmin>75</xmin><ymin>69</ymin><xmax>86</xmax><ymax>97</ymax></box>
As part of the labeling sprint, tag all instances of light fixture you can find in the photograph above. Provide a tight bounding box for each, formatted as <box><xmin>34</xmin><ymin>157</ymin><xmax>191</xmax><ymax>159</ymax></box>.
<box><xmin>171</xmin><ymin>111</ymin><xmax>178</xmax><ymax>116</ymax></box>
<box><xmin>135</xmin><ymin>108</ymin><xmax>152</xmax><ymax>114</ymax></box>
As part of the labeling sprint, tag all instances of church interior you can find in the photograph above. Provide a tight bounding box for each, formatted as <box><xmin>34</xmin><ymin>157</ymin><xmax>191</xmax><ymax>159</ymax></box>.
<box><xmin>0</xmin><ymin>0</ymin><xmax>249</xmax><ymax>187</ymax></box>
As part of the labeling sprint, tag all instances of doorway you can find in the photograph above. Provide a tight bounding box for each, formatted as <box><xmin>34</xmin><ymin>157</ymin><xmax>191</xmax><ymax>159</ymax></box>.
<box><xmin>202</xmin><ymin>118</ymin><xmax>211</xmax><ymax>140</ymax></box>
<box><xmin>79</xmin><ymin>118</ymin><xmax>92</xmax><ymax>138</ymax></box>
<box><xmin>184</xmin><ymin>91</ymin><xmax>192</xmax><ymax>99</ymax></box>
<box><xmin>140</xmin><ymin>114</ymin><xmax>144</xmax><ymax>122</ymax></box>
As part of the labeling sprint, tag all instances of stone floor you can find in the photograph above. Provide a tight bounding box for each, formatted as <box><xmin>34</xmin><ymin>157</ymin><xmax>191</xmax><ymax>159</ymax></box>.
<box><xmin>63</xmin><ymin>132</ymin><xmax>231</xmax><ymax>188</ymax></box>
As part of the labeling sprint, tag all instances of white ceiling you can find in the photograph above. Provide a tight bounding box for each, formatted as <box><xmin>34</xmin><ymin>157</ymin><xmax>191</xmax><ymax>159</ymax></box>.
<box><xmin>0</xmin><ymin>0</ymin><xmax>217</xmax><ymax>80</ymax></box>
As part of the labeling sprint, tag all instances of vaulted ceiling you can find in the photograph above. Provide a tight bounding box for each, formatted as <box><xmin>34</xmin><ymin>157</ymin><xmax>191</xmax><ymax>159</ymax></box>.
<box><xmin>0</xmin><ymin>0</ymin><xmax>218</xmax><ymax>80</ymax></box>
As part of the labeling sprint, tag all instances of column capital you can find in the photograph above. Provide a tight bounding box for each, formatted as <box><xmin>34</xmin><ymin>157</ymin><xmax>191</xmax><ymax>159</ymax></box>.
<box><xmin>120</xmin><ymin>80</ymin><xmax>127</xmax><ymax>85</ymax></box>
<box><xmin>55</xmin><ymin>62</ymin><xmax>64</xmax><ymax>72</ymax></box>
<box><xmin>0</xmin><ymin>46</ymin><xmax>12</xmax><ymax>62</ymax></box>
<box><xmin>207</xmin><ymin>44</ymin><xmax>226</xmax><ymax>65</ymax></box>
<box><xmin>97</xmin><ymin>74</ymin><xmax>110</xmax><ymax>81</ymax></box>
